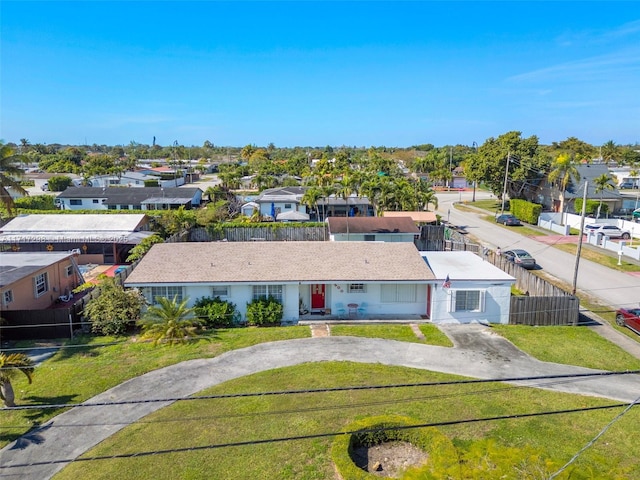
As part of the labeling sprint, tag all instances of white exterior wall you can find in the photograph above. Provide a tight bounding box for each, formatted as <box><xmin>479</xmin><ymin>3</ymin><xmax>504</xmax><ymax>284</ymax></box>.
<box><xmin>430</xmin><ymin>281</ymin><xmax>512</xmax><ymax>324</ymax></box>
<box><xmin>328</xmin><ymin>282</ymin><xmax>427</xmax><ymax>316</ymax></box>
<box><xmin>58</xmin><ymin>198</ymin><xmax>108</xmax><ymax>210</ymax></box>
<box><xmin>259</xmin><ymin>202</ymin><xmax>306</xmax><ymax>217</ymax></box>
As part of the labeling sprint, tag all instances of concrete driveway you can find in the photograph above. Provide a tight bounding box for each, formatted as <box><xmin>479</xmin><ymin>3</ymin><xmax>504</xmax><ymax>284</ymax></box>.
<box><xmin>2</xmin><ymin>327</ymin><xmax>640</xmax><ymax>479</ymax></box>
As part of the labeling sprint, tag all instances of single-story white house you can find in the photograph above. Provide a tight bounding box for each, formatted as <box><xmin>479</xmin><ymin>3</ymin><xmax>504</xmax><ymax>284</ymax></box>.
<box><xmin>124</xmin><ymin>242</ymin><xmax>515</xmax><ymax>324</ymax></box>
<box><xmin>421</xmin><ymin>251</ymin><xmax>515</xmax><ymax>324</ymax></box>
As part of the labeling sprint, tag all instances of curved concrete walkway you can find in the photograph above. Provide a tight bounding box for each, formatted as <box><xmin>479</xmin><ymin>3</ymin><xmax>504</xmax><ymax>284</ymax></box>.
<box><xmin>2</xmin><ymin>328</ymin><xmax>640</xmax><ymax>479</ymax></box>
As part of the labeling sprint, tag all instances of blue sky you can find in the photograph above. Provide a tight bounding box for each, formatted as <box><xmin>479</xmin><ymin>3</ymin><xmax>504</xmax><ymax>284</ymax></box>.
<box><xmin>1</xmin><ymin>1</ymin><xmax>639</xmax><ymax>148</ymax></box>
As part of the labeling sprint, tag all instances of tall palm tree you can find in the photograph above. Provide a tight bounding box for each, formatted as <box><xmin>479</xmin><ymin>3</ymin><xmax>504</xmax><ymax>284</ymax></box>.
<box><xmin>0</xmin><ymin>352</ymin><xmax>34</xmax><ymax>407</ymax></box>
<box><xmin>138</xmin><ymin>296</ymin><xmax>201</xmax><ymax>346</ymax></box>
<box><xmin>0</xmin><ymin>142</ymin><xmax>28</xmax><ymax>214</ymax></box>
<box><xmin>547</xmin><ymin>154</ymin><xmax>580</xmax><ymax>218</ymax></box>
<box><xmin>593</xmin><ymin>173</ymin><xmax>615</xmax><ymax>219</ymax></box>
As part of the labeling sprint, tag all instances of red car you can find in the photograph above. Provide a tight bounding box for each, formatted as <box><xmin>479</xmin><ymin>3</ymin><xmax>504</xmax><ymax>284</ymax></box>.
<box><xmin>615</xmin><ymin>308</ymin><xmax>640</xmax><ymax>335</ymax></box>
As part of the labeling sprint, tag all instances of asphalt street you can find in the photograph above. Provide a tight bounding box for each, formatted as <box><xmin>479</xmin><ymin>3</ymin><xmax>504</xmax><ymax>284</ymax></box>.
<box><xmin>435</xmin><ymin>191</ymin><xmax>640</xmax><ymax>311</ymax></box>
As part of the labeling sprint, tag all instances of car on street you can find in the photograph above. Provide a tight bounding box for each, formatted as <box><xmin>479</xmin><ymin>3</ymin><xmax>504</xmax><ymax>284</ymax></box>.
<box><xmin>503</xmin><ymin>249</ymin><xmax>537</xmax><ymax>269</ymax></box>
<box><xmin>496</xmin><ymin>214</ymin><xmax>521</xmax><ymax>226</ymax></box>
<box><xmin>583</xmin><ymin>224</ymin><xmax>631</xmax><ymax>239</ymax></box>
<box><xmin>615</xmin><ymin>308</ymin><xmax>640</xmax><ymax>335</ymax></box>
<box><xmin>619</xmin><ymin>181</ymin><xmax>637</xmax><ymax>189</ymax></box>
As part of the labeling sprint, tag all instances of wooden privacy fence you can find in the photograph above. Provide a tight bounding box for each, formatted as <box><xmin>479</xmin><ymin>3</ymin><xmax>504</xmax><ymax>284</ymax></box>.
<box><xmin>190</xmin><ymin>226</ymin><xmax>328</xmax><ymax>242</ymax></box>
<box><xmin>509</xmin><ymin>295</ymin><xmax>579</xmax><ymax>326</ymax></box>
<box><xmin>0</xmin><ymin>303</ymin><xmax>84</xmax><ymax>341</ymax></box>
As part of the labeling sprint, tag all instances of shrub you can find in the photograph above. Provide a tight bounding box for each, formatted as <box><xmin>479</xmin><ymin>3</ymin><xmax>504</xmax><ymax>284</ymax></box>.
<box><xmin>574</xmin><ymin>198</ymin><xmax>608</xmax><ymax>215</ymax></box>
<box><xmin>125</xmin><ymin>234</ymin><xmax>164</xmax><ymax>262</ymax></box>
<box><xmin>245</xmin><ymin>296</ymin><xmax>283</xmax><ymax>326</ymax></box>
<box><xmin>510</xmin><ymin>199</ymin><xmax>542</xmax><ymax>224</ymax></box>
<box><xmin>14</xmin><ymin>195</ymin><xmax>56</xmax><ymax>210</ymax></box>
<box><xmin>193</xmin><ymin>296</ymin><xmax>240</xmax><ymax>328</ymax></box>
<box><xmin>47</xmin><ymin>175</ymin><xmax>73</xmax><ymax>191</ymax></box>
<box><xmin>83</xmin><ymin>277</ymin><xmax>146</xmax><ymax>335</ymax></box>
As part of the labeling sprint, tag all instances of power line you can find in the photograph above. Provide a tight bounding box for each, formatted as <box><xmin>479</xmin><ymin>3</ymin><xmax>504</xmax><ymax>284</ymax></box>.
<box><xmin>2</xmin><ymin>402</ymin><xmax>633</xmax><ymax>470</ymax></box>
<box><xmin>3</xmin><ymin>370</ymin><xmax>637</xmax><ymax>411</ymax></box>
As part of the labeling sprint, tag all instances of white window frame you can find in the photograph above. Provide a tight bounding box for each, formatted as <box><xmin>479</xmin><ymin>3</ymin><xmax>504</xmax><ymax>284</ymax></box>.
<box><xmin>65</xmin><ymin>264</ymin><xmax>74</xmax><ymax>277</ymax></box>
<box><xmin>348</xmin><ymin>283</ymin><xmax>366</xmax><ymax>293</ymax></box>
<box><xmin>252</xmin><ymin>285</ymin><xmax>283</xmax><ymax>302</ymax></box>
<box><xmin>34</xmin><ymin>272</ymin><xmax>49</xmax><ymax>297</ymax></box>
<box><xmin>449</xmin><ymin>289</ymin><xmax>485</xmax><ymax>313</ymax></box>
<box><xmin>212</xmin><ymin>286</ymin><xmax>229</xmax><ymax>298</ymax></box>
<box><xmin>148</xmin><ymin>286</ymin><xmax>184</xmax><ymax>304</ymax></box>
<box><xmin>380</xmin><ymin>284</ymin><xmax>417</xmax><ymax>303</ymax></box>
<box><xmin>69</xmin><ymin>199</ymin><xmax>82</xmax><ymax>205</ymax></box>
<box><xmin>3</xmin><ymin>290</ymin><xmax>13</xmax><ymax>305</ymax></box>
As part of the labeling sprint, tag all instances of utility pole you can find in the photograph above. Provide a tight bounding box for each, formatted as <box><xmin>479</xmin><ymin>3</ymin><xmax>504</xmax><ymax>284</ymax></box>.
<box><xmin>572</xmin><ymin>180</ymin><xmax>588</xmax><ymax>295</ymax></box>
<box><xmin>448</xmin><ymin>146</ymin><xmax>453</xmax><ymax>190</ymax></box>
<box><xmin>500</xmin><ymin>152</ymin><xmax>510</xmax><ymax>215</ymax></box>
<box><xmin>472</xmin><ymin>141</ymin><xmax>478</xmax><ymax>202</ymax></box>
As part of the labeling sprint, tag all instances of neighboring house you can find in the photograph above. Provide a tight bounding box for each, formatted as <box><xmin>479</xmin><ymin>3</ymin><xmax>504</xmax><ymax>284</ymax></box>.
<box><xmin>250</xmin><ymin>187</ymin><xmax>308</xmax><ymax>219</ymax></box>
<box><xmin>124</xmin><ymin>241</ymin><xmax>435</xmax><ymax>322</ymax></box>
<box><xmin>536</xmin><ymin>164</ymin><xmax>623</xmax><ymax>214</ymax></box>
<box><xmin>382</xmin><ymin>211</ymin><xmax>438</xmax><ymax>224</ymax></box>
<box><xmin>421</xmin><ymin>251</ymin><xmax>515</xmax><ymax>324</ymax></box>
<box><xmin>0</xmin><ymin>214</ymin><xmax>154</xmax><ymax>264</ymax></box>
<box><xmin>89</xmin><ymin>171</ymin><xmax>160</xmax><ymax>188</ymax></box>
<box><xmin>135</xmin><ymin>166</ymin><xmax>186</xmax><ymax>187</ymax></box>
<box><xmin>124</xmin><ymin>242</ymin><xmax>514</xmax><ymax>324</ymax></box>
<box><xmin>326</xmin><ymin>216</ymin><xmax>419</xmax><ymax>242</ymax></box>
<box><xmin>55</xmin><ymin>187</ymin><xmax>202</xmax><ymax>211</ymax></box>
<box><xmin>451</xmin><ymin>166</ymin><xmax>470</xmax><ymax>189</ymax></box>
<box><xmin>315</xmin><ymin>194</ymin><xmax>374</xmax><ymax>220</ymax></box>
<box><xmin>0</xmin><ymin>252</ymin><xmax>82</xmax><ymax>311</ymax></box>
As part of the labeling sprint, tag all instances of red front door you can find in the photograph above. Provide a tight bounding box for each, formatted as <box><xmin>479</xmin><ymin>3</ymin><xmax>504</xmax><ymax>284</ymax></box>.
<box><xmin>311</xmin><ymin>284</ymin><xmax>325</xmax><ymax>310</ymax></box>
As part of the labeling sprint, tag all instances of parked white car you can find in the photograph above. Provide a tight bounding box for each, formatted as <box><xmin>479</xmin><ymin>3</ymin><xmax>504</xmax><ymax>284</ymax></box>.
<box><xmin>583</xmin><ymin>224</ymin><xmax>631</xmax><ymax>239</ymax></box>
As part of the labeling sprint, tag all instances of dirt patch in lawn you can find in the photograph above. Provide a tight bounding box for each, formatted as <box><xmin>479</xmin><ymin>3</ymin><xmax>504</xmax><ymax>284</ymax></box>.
<box><xmin>351</xmin><ymin>441</ymin><xmax>429</xmax><ymax>477</ymax></box>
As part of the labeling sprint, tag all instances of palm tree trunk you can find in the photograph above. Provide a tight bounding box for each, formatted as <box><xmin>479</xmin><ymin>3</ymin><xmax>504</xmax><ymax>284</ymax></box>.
<box><xmin>1</xmin><ymin>380</ymin><xmax>16</xmax><ymax>407</ymax></box>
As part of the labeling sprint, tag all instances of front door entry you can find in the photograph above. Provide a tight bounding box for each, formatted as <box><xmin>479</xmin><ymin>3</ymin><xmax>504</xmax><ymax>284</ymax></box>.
<box><xmin>311</xmin><ymin>284</ymin><xmax>325</xmax><ymax>310</ymax></box>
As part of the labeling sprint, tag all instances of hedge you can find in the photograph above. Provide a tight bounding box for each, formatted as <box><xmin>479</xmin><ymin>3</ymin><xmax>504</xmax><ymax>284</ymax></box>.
<box><xmin>509</xmin><ymin>199</ymin><xmax>542</xmax><ymax>224</ymax></box>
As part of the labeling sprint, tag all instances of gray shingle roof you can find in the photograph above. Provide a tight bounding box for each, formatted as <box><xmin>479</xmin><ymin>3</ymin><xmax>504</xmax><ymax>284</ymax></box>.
<box><xmin>124</xmin><ymin>241</ymin><xmax>435</xmax><ymax>285</ymax></box>
<box><xmin>1</xmin><ymin>252</ymin><xmax>73</xmax><ymax>287</ymax></box>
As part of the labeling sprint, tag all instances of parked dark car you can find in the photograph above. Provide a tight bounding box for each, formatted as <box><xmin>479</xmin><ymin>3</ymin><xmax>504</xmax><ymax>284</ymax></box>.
<box><xmin>496</xmin><ymin>214</ymin><xmax>521</xmax><ymax>226</ymax></box>
<box><xmin>503</xmin><ymin>249</ymin><xmax>537</xmax><ymax>269</ymax></box>
<box><xmin>615</xmin><ymin>308</ymin><xmax>640</xmax><ymax>335</ymax></box>
<box><xmin>619</xmin><ymin>181</ymin><xmax>637</xmax><ymax>189</ymax></box>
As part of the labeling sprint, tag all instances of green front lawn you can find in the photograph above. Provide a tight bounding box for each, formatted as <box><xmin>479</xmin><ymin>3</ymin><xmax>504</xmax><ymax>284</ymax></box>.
<box><xmin>53</xmin><ymin>362</ymin><xmax>640</xmax><ymax>479</ymax></box>
<box><xmin>330</xmin><ymin>323</ymin><xmax>453</xmax><ymax>347</ymax></box>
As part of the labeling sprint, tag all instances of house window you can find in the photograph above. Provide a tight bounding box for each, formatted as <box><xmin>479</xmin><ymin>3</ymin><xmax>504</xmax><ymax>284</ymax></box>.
<box><xmin>3</xmin><ymin>290</ymin><xmax>13</xmax><ymax>305</ymax></box>
<box><xmin>381</xmin><ymin>284</ymin><xmax>417</xmax><ymax>303</ymax></box>
<box><xmin>149</xmin><ymin>286</ymin><xmax>183</xmax><ymax>304</ymax></box>
<box><xmin>108</xmin><ymin>205</ymin><xmax>117</xmax><ymax>210</ymax></box>
<box><xmin>252</xmin><ymin>285</ymin><xmax>283</xmax><ymax>302</ymax></box>
<box><xmin>212</xmin><ymin>286</ymin><xmax>229</xmax><ymax>298</ymax></box>
<box><xmin>450</xmin><ymin>290</ymin><xmax>484</xmax><ymax>312</ymax></box>
<box><xmin>65</xmin><ymin>264</ymin><xmax>74</xmax><ymax>277</ymax></box>
<box><xmin>92</xmin><ymin>199</ymin><xmax>99</xmax><ymax>204</ymax></box>
<box><xmin>70</xmin><ymin>199</ymin><xmax>82</xmax><ymax>206</ymax></box>
<box><xmin>364</xmin><ymin>235</ymin><xmax>375</xmax><ymax>242</ymax></box>
<box><xmin>284</xmin><ymin>203</ymin><xmax>292</xmax><ymax>209</ymax></box>
<box><xmin>34</xmin><ymin>272</ymin><xmax>49</xmax><ymax>297</ymax></box>
<box><xmin>348</xmin><ymin>283</ymin><xmax>366</xmax><ymax>293</ymax></box>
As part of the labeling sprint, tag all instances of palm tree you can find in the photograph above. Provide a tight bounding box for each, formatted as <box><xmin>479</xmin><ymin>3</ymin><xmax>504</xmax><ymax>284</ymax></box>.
<box><xmin>593</xmin><ymin>173</ymin><xmax>615</xmax><ymax>219</ymax></box>
<box><xmin>0</xmin><ymin>352</ymin><xmax>34</xmax><ymax>407</ymax></box>
<box><xmin>0</xmin><ymin>142</ymin><xmax>28</xmax><ymax>214</ymax></box>
<box><xmin>138</xmin><ymin>296</ymin><xmax>201</xmax><ymax>346</ymax></box>
<box><xmin>547</xmin><ymin>154</ymin><xmax>580</xmax><ymax>219</ymax></box>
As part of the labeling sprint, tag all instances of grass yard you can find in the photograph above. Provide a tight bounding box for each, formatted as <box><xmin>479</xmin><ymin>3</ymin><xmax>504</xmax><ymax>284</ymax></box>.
<box><xmin>54</xmin><ymin>362</ymin><xmax>640</xmax><ymax>480</ymax></box>
<box><xmin>491</xmin><ymin>325</ymin><xmax>640</xmax><ymax>370</ymax></box>
<box><xmin>330</xmin><ymin>323</ymin><xmax>453</xmax><ymax>347</ymax></box>
<box><xmin>0</xmin><ymin>326</ymin><xmax>310</xmax><ymax>448</ymax></box>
